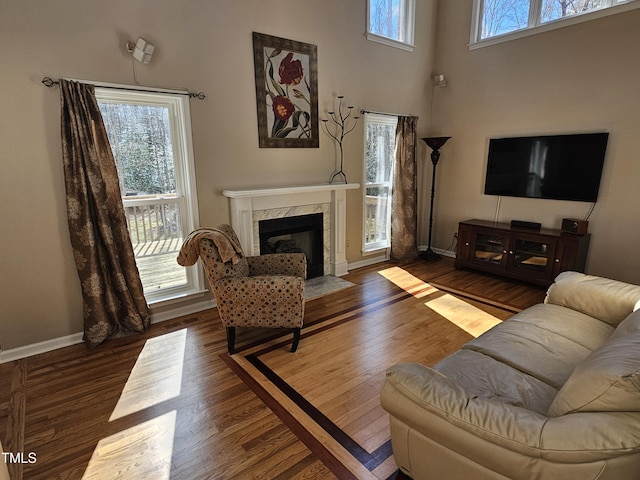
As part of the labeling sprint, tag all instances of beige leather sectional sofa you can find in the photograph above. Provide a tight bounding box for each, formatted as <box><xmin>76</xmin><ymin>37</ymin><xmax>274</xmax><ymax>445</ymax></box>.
<box><xmin>381</xmin><ymin>271</ymin><xmax>640</xmax><ymax>480</ymax></box>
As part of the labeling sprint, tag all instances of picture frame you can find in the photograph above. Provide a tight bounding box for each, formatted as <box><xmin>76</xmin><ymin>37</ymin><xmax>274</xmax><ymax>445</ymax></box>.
<box><xmin>252</xmin><ymin>32</ymin><xmax>319</xmax><ymax>148</ymax></box>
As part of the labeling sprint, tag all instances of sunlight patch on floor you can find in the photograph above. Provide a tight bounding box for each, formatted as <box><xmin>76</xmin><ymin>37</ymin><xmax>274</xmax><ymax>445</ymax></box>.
<box><xmin>377</xmin><ymin>266</ymin><xmax>439</xmax><ymax>298</ymax></box>
<box><xmin>82</xmin><ymin>411</ymin><xmax>176</xmax><ymax>480</ymax></box>
<box><xmin>110</xmin><ymin>329</ymin><xmax>187</xmax><ymax>421</ymax></box>
<box><xmin>83</xmin><ymin>330</ymin><xmax>187</xmax><ymax>478</ymax></box>
<box><xmin>378</xmin><ymin>266</ymin><xmax>501</xmax><ymax>337</ymax></box>
<box><xmin>425</xmin><ymin>294</ymin><xmax>501</xmax><ymax>338</ymax></box>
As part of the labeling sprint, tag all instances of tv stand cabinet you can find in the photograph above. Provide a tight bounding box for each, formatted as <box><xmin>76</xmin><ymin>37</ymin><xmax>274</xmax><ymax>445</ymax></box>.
<box><xmin>455</xmin><ymin>219</ymin><xmax>590</xmax><ymax>286</ymax></box>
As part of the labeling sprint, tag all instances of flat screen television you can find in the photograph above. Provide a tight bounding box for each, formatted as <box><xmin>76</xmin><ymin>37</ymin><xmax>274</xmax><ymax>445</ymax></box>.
<box><xmin>483</xmin><ymin>133</ymin><xmax>608</xmax><ymax>202</ymax></box>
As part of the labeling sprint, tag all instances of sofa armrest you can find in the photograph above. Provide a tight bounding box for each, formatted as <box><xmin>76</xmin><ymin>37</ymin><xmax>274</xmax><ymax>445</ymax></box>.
<box><xmin>382</xmin><ymin>363</ymin><xmax>547</xmax><ymax>456</ymax></box>
<box><xmin>247</xmin><ymin>253</ymin><xmax>307</xmax><ymax>279</ymax></box>
<box><xmin>382</xmin><ymin>363</ymin><xmax>640</xmax><ymax>463</ymax></box>
<box><xmin>545</xmin><ymin>271</ymin><xmax>640</xmax><ymax>326</ymax></box>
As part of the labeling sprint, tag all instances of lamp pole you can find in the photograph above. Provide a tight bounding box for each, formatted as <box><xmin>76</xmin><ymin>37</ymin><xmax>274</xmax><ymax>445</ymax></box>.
<box><xmin>421</xmin><ymin>137</ymin><xmax>451</xmax><ymax>261</ymax></box>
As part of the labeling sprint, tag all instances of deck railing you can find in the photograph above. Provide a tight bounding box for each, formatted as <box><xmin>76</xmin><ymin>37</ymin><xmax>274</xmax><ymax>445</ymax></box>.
<box><xmin>122</xmin><ymin>195</ymin><xmax>183</xmax><ymax>257</ymax></box>
<box><xmin>365</xmin><ymin>195</ymin><xmax>389</xmax><ymax>245</ymax></box>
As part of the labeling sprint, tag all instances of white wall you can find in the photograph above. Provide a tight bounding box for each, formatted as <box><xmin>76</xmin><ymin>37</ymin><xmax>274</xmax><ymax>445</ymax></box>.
<box><xmin>0</xmin><ymin>0</ymin><xmax>438</xmax><ymax>349</ymax></box>
<box><xmin>431</xmin><ymin>1</ymin><xmax>640</xmax><ymax>284</ymax></box>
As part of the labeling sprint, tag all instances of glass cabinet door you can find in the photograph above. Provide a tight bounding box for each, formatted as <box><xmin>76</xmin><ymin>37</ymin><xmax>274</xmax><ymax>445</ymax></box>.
<box><xmin>507</xmin><ymin>236</ymin><xmax>556</xmax><ymax>278</ymax></box>
<box><xmin>472</xmin><ymin>232</ymin><xmax>507</xmax><ymax>266</ymax></box>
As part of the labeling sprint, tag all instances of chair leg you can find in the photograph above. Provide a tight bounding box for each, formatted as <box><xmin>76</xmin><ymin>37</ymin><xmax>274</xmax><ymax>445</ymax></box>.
<box><xmin>226</xmin><ymin>327</ymin><xmax>236</xmax><ymax>354</ymax></box>
<box><xmin>291</xmin><ymin>328</ymin><xmax>301</xmax><ymax>352</ymax></box>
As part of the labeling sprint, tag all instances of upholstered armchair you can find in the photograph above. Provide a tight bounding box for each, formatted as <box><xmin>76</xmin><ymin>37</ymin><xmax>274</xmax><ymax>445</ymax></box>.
<box><xmin>178</xmin><ymin>224</ymin><xmax>306</xmax><ymax>353</ymax></box>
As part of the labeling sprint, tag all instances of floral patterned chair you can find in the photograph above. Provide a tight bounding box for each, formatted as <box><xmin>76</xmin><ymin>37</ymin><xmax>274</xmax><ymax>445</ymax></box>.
<box><xmin>178</xmin><ymin>224</ymin><xmax>306</xmax><ymax>353</ymax></box>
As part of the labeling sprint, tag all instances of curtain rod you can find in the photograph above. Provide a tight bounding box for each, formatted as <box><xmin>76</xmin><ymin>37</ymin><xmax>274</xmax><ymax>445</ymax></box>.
<box><xmin>41</xmin><ymin>77</ymin><xmax>206</xmax><ymax>100</ymax></box>
<box><xmin>360</xmin><ymin>109</ymin><xmax>418</xmax><ymax>119</ymax></box>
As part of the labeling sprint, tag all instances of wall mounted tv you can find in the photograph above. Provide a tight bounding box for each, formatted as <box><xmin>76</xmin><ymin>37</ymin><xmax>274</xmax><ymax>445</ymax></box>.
<box><xmin>483</xmin><ymin>132</ymin><xmax>608</xmax><ymax>202</ymax></box>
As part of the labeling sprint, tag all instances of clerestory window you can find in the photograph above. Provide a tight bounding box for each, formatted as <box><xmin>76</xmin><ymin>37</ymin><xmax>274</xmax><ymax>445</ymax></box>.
<box><xmin>471</xmin><ymin>0</ymin><xmax>639</xmax><ymax>48</ymax></box>
<box><xmin>366</xmin><ymin>0</ymin><xmax>416</xmax><ymax>52</ymax></box>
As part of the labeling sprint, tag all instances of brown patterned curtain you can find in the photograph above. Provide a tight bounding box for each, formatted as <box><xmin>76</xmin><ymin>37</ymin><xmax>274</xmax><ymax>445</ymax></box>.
<box><xmin>60</xmin><ymin>80</ymin><xmax>150</xmax><ymax>347</ymax></box>
<box><xmin>390</xmin><ymin>115</ymin><xmax>419</xmax><ymax>262</ymax></box>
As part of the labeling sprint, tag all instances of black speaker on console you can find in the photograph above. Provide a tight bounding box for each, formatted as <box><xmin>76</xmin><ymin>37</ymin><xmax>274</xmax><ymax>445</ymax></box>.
<box><xmin>510</xmin><ymin>220</ymin><xmax>542</xmax><ymax>230</ymax></box>
<box><xmin>561</xmin><ymin>218</ymin><xmax>589</xmax><ymax>234</ymax></box>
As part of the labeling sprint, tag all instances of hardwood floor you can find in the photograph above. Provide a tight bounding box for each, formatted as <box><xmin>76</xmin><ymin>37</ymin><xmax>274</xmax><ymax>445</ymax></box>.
<box><xmin>0</xmin><ymin>258</ymin><xmax>546</xmax><ymax>480</ymax></box>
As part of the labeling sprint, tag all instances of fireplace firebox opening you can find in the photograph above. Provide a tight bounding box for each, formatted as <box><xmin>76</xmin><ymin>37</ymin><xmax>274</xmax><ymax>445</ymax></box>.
<box><xmin>258</xmin><ymin>213</ymin><xmax>324</xmax><ymax>279</ymax></box>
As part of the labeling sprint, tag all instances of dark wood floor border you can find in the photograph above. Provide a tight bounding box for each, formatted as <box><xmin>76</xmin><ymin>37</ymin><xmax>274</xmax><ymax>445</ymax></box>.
<box><xmin>220</xmin><ymin>353</ymin><xmax>359</xmax><ymax>480</ymax></box>
<box><xmin>429</xmin><ymin>281</ymin><xmax>522</xmax><ymax>314</ymax></box>
<box><xmin>246</xmin><ymin>353</ymin><xmax>393</xmax><ymax>471</ymax></box>
<box><xmin>233</xmin><ymin>286</ymin><xmax>407</xmax><ymax>355</ymax></box>
<box><xmin>249</xmin><ymin>290</ymin><xmax>411</xmax><ymax>357</ymax></box>
<box><xmin>220</xmin><ymin>290</ymin><xmax>414</xmax><ymax>476</ymax></box>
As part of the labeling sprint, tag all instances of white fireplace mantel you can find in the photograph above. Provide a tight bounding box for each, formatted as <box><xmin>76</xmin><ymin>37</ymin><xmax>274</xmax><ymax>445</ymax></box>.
<box><xmin>222</xmin><ymin>183</ymin><xmax>359</xmax><ymax>276</ymax></box>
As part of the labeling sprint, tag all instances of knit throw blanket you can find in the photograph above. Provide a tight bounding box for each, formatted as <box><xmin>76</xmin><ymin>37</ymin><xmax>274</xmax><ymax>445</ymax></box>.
<box><xmin>177</xmin><ymin>227</ymin><xmax>244</xmax><ymax>267</ymax></box>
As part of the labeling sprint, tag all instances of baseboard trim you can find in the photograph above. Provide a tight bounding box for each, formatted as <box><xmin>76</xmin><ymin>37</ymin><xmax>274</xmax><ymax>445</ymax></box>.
<box><xmin>419</xmin><ymin>245</ymin><xmax>456</xmax><ymax>259</ymax></box>
<box><xmin>150</xmin><ymin>298</ymin><xmax>216</xmax><ymax>324</ymax></box>
<box><xmin>0</xmin><ymin>298</ymin><xmax>216</xmax><ymax>364</ymax></box>
<box><xmin>348</xmin><ymin>254</ymin><xmax>389</xmax><ymax>271</ymax></box>
<box><xmin>0</xmin><ymin>332</ymin><xmax>84</xmax><ymax>364</ymax></box>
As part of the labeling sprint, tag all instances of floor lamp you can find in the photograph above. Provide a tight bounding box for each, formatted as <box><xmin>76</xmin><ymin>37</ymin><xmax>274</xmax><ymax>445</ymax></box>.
<box><xmin>421</xmin><ymin>136</ymin><xmax>451</xmax><ymax>261</ymax></box>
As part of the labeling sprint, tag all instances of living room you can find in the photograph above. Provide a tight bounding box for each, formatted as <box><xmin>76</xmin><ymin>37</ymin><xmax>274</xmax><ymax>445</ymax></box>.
<box><xmin>2</xmin><ymin>0</ymin><xmax>640</xmax><ymax>477</ymax></box>
<box><xmin>2</xmin><ymin>0</ymin><xmax>640</xmax><ymax>355</ymax></box>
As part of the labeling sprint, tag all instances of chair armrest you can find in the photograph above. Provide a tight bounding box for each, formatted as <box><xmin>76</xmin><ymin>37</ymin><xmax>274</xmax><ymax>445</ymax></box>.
<box><xmin>247</xmin><ymin>253</ymin><xmax>307</xmax><ymax>279</ymax></box>
<box><xmin>212</xmin><ymin>275</ymin><xmax>304</xmax><ymax>328</ymax></box>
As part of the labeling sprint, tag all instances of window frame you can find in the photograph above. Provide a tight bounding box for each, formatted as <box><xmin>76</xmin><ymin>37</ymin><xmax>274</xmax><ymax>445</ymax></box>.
<box><xmin>362</xmin><ymin>113</ymin><xmax>398</xmax><ymax>254</ymax></box>
<box><xmin>366</xmin><ymin>0</ymin><xmax>416</xmax><ymax>52</ymax></box>
<box><xmin>470</xmin><ymin>0</ymin><xmax>640</xmax><ymax>49</ymax></box>
<box><xmin>95</xmin><ymin>87</ymin><xmax>204</xmax><ymax>305</ymax></box>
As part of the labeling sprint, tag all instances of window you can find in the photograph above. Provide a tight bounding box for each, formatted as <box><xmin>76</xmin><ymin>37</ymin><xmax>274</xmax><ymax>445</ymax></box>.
<box><xmin>471</xmin><ymin>0</ymin><xmax>639</xmax><ymax>47</ymax></box>
<box><xmin>96</xmin><ymin>88</ymin><xmax>203</xmax><ymax>304</ymax></box>
<box><xmin>363</xmin><ymin>113</ymin><xmax>397</xmax><ymax>252</ymax></box>
<box><xmin>366</xmin><ymin>0</ymin><xmax>416</xmax><ymax>51</ymax></box>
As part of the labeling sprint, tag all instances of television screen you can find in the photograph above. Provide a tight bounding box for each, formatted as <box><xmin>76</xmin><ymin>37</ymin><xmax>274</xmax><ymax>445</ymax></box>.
<box><xmin>483</xmin><ymin>133</ymin><xmax>608</xmax><ymax>202</ymax></box>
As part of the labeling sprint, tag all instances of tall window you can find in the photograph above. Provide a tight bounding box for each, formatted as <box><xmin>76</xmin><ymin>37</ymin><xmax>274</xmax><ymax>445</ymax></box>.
<box><xmin>96</xmin><ymin>88</ymin><xmax>203</xmax><ymax>304</ymax></box>
<box><xmin>363</xmin><ymin>114</ymin><xmax>397</xmax><ymax>252</ymax></box>
<box><xmin>471</xmin><ymin>0</ymin><xmax>639</xmax><ymax>46</ymax></box>
<box><xmin>366</xmin><ymin>0</ymin><xmax>416</xmax><ymax>51</ymax></box>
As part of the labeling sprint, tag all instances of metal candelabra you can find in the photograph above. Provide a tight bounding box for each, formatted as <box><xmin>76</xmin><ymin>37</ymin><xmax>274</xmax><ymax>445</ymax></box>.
<box><xmin>322</xmin><ymin>96</ymin><xmax>360</xmax><ymax>184</ymax></box>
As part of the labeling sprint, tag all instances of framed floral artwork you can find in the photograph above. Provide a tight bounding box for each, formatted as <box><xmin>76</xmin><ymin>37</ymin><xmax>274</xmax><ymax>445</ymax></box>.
<box><xmin>252</xmin><ymin>32</ymin><xmax>319</xmax><ymax>148</ymax></box>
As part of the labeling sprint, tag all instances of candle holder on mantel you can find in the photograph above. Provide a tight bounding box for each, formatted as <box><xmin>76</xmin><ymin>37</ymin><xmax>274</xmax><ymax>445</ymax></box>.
<box><xmin>322</xmin><ymin>95</ymin><xmax>360</xmax><ymax>184</ymax></box>
<box><xmin>421</xmin><ymin>136</ymin><xmax>451</xmax><ymax>261</ymax></box>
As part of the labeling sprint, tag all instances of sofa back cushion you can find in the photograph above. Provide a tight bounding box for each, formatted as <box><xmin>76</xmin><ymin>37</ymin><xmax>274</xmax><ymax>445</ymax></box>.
<box><xmin>547</xmin><ymin>321</ymin><xmax>640</xmax><ymax>416</ymax></box>
<box><xmin>545</xmin><ymin>271</ymin><xmax>640</xmax><ymax>326</ymax></box>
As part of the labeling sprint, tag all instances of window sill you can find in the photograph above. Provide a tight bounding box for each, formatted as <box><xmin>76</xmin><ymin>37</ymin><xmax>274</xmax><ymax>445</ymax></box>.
<box><xmin>362</xmin><ymin>246</ymin><xmax>390</xmax><ymax>257</ymax></box>
<box><xmin>365</xmin><ymin>32</ymin><xmax>415</xmax><ymax>52</ymax></box>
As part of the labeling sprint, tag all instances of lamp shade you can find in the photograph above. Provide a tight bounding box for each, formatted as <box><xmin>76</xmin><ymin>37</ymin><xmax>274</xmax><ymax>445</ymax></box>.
<box><xmin>422</xmin><ymin>136</ymin><xmax>451</xmax><ymax>151</ymax></box>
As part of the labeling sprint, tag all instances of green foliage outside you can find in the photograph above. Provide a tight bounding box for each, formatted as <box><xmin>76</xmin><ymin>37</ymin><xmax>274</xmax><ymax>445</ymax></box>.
<box><xmin>99</xmin><ymin>102</ymin><xmax>176</xmax><ymax>196</ymax></box>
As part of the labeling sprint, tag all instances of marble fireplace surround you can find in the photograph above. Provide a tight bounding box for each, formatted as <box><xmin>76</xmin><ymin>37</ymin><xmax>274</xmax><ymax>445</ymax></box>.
<box><xmin>222</xmin><ymin>183</ymin><xmax>359</xmax><ymax>277</ymax></box>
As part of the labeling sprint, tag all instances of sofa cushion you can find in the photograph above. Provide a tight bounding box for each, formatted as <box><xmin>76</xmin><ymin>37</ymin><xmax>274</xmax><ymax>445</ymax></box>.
<box><xmin>463</xmin><ymin>304</ymin><xmax>614</xmax><ymax>389</ymax></box>
<box><xmin>545</xmin><ymin>271</ymin><xmax>640</xmax><ymax>326</ymax></box>
<box><xmin>547</xmin><ymin>326</ymin><xmax>640</xmax><ymax>417</ymax></box>
<box><xmin>434</xmin><ymin>349</ymin><xmax>559</xmax><ymax>415</ymax></box>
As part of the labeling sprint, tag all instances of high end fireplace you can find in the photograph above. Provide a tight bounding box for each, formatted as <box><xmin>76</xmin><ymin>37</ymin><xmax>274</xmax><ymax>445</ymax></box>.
<box><xmin>258</xmin><ymin>213</ymin><xmax>324</xmax><ymax>279</ymax></box>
